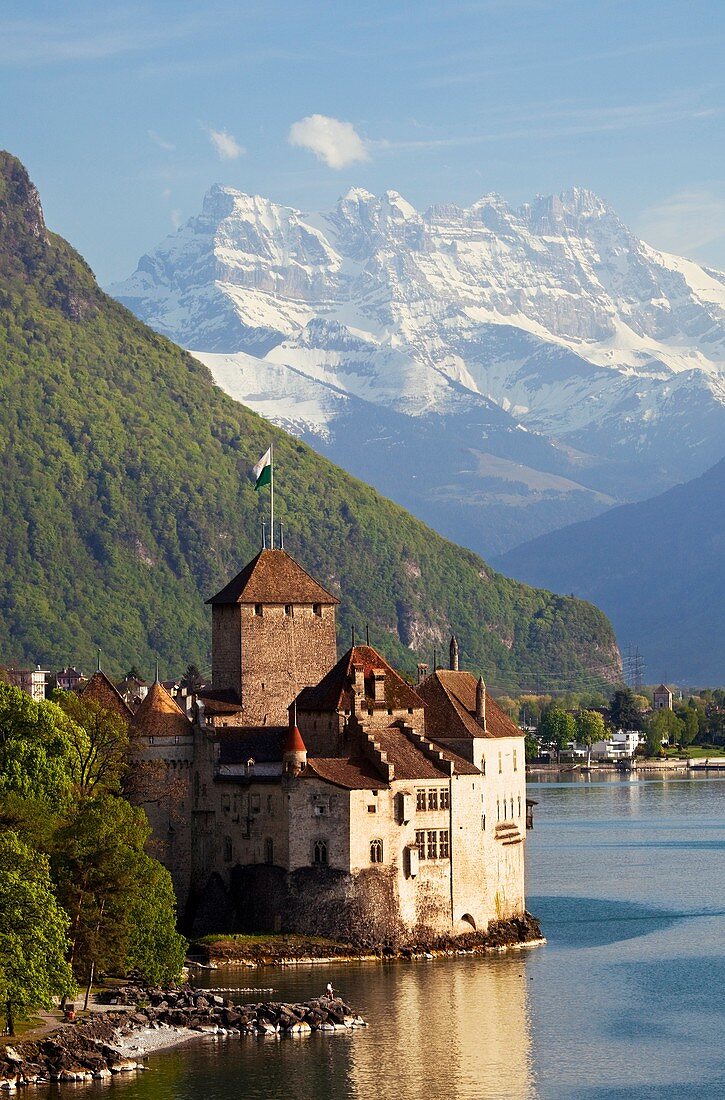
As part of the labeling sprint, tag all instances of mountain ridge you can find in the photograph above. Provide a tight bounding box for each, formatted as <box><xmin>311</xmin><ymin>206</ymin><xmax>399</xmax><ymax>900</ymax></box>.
<box><xmin>0</xmin><ymin>151</ymin><xmax>621</xmax><ymax>691</ymax></box>
<box><xmin>111</xmin><ymin>181</ymin><xmax>725</xmax><ymax>557</ymax></box>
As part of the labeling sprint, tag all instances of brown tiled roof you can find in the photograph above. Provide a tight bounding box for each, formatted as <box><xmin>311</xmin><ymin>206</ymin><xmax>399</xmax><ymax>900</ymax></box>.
<box><xmin>296</xmin><ymin>645</ymin><xmax>424</xmax><ymax>713</ymax></box>
<box><xmin>305</xmin><ymin>756</ymin><xmax>389</xmax><ymax>790</ymax></box>
<box><xmin>207</xmin><ymin>549</ymin><xmax>338</xmax><ymax>606</ymax></box>
<box><xmin>80</xmin><ymin>670</ymin><xmax>133</xmax><ymax>720</ymax></box>
<box><xmin>417</xmin><ymin>670</ymin><xmax>521</xmax><ymax>741</ymax></box>
<box><xmin>198</xmin><ymin>687</ymin><xmax>243</xmax><ymax>715</ymax></box>
<box><xmin>375</xmin><ymin>727</ymin><xmax>478</xmax><ymax>778</ymax></box>
<box><xmin>130</xmin><ymin>681</ymin><xmax>193</xmax><ymax>740</ymax></box>
<box><xmin>654</xmin><ymin>684</ymin><xmax>671</xmax><ymax>694</ymax></box>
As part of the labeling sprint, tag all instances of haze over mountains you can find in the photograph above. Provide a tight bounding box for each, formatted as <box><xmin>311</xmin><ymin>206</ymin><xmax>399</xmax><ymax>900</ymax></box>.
<box><xmin>112</xmin><ymin>184</ymin><xmax>725</xmax><ymax>558</ymax></box>
<box><xmin>498</xmin><ymin>458</ymin><xmax>725</xmax><ymax>684</ymax></box>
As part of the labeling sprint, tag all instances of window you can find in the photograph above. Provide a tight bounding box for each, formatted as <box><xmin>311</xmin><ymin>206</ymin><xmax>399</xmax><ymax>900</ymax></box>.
<box><xmin>440</xmin><ymin>788</ymin><xmax>450</xmax><ymax>810</ymax></box>
<box><xmin>222</xmin><ymin>795</ymin><xmax>231</xmax><ymax>813</ymax></box>
<box><xmin>174</xmin><ymin>735</ymin><xmax>180</xmax><ymax>745</ymax></box>
<box><xmin>313</xmin><ymin>603</ymin><xmax>322</xmax><ymax>617</ymax></box>
<box><xmin>313</xmin><ymin>839</ymin><xmax>328</xmax><ymax>865</ymax></box>
<box><xmin>254</xmin><ymin>603</ymin><xmax>263</xmax><ymax>616</ymax></box>
<box><xmin>416</xmin><ymin>789</ymin><xmax>426</xmax><ymax>812</ymax></box>
<box><xmin>267</xmin><ymin>795</ymin><xmax>273</xmax><ymax>814</ymax></box>
<box><xmin>416</xmin><ymin>829</ymin><xmax>426</xmax><ymax>858</ymax></box>
<box><xmin>250</xmin><ymin>793</ymin><xmax>261</xmax><ymax>814</ymax></box>
<box><xmin>518</xmin><ymin>795</ymin><xmax>522</xmax><ymax>818</ymax></box>
<box><xmin>481</xmin><ymin>814</ymin><xmax>486</xmax><ymax>832</ymax></box>
<box><xmin>510</xmin><ymin>798</ymin><xmax>514</xmax><ymax>820</ymax></box>
<box><xmin>370</xmin><ymin>839</ymin><xmax>383</xmax><ymax>863</ymax></box>
<box><xmin>497</xmin><ymin>799</ymin><xmax>500</xmax><ymax>822</ymax></box>
<box><xmin>438</xmin><ymin>830</ymin><xmax>450</xmax><ymax>859</ymax></box>
<box><xmin>223</xmin><ymin>836</ymin><xmax>233</xmax><ymax>863</ymax></box>
<box><xmin>427</xmin><ymin>830</ymin><xmax>438</xmax><ymax>860</ymax></box>
<box><xmin>498</xmin><ymin>751</ymin><xmax>503</xmax><ymax>774</ymax></box>
<box><xmin>264</xmin><ymin>837</ymin><xmax>274</xmax><ymax>864</ymax></box>
<box><xmin>246</xmin><ymin>758</ymin><xmax>255</xmax><ymax>776</ymax></box>
<box><xmin>513</xmin><ymin>749</ymin><xmax>518</xmax><ymax>772</ymax></box>
<box><xmin>367</xmin><ymin>804</ymin><xmax>377</xmax><ymax>814</ymax></box>
<box><xmin>481</xmin><ymin>757</ymin><xmax>486</xmax><ymax>776</ymax></box>
<box><xmin>284</xmin><ymin>604</ymin><xmax>293</xmax><ymax>617</ymax></box>
<box><xmin>427</xmin><ymin>788</ymin><xmax>439</xmax><ymax>811</ymax></box>
<box><xmin>148</xmin><ymin>736</ymin><xmax>155</xmax><ymax>745</ymax></box>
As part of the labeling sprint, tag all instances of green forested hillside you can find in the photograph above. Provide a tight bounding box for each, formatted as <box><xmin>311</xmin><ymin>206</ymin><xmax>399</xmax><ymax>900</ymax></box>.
<box><xmin>0</xmin><ymin>153</ymin><xmax>620</xmax><ymax>692</ymax></box>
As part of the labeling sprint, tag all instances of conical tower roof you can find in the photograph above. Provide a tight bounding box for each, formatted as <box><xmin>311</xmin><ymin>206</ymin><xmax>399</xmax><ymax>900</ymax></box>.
<box><xmin>130</xmin><ymin>680</ymin><xmax>193</xmax><ymax>740</ymax></box>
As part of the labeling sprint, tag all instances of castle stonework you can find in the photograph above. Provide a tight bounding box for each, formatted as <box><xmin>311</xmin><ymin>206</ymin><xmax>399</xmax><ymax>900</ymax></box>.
<box><xmin>207</xmin><ymin>549</ymin><xmax>338</xmax><ymax>725</ymax></box>
<box><xmin>128</xmin><ymin>549</ymin><xmax>528</xmax><ymax>944</ymax></box>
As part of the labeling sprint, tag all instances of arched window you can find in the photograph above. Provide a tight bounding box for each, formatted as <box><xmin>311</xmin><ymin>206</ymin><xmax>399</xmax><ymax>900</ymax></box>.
<box><xmin>223</xmin><ymin>836</ymin><xmax>232</xmax><ymax>862</ymax></box>
<box><xmin>313</xmin><ymin>839</ymin><xmax>328</xmax><ymax>865</ymax></box>
<box><xmin>370</xmin><ymin>839</ymin><xmax>383</xmax><ymax>864</ymax></box>
<box><xmin>264</xmin><ymin>837</ymin><xmax>274</xmax><ymax>865</ymax></box>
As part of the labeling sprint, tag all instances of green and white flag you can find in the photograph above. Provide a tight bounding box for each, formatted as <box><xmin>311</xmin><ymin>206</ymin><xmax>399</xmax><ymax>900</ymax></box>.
<box><xmin>253</xmin><ymin>447</ymin><xmax>272</xmax><ymax>490</ymax></box>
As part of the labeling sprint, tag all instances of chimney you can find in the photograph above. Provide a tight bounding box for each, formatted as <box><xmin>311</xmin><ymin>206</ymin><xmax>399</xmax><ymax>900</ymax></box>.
<box><xmin>352</xmin><ymin>662</ymin><xmax>365</xmax><ymax>696</ymax></box>
<box><xmin>476</xmin><ymin>675</ymin><xmax>486</xmax><ymax>730</ymax></box>
<box><xmin>449</xmin><ymin>635</ymin><xmax>459</xmax><ymax>671</ymax></box>
<box><xmin>373</xmin><ymin>670</ymin><xmax>386</xmax><ymax>704</ymax></box>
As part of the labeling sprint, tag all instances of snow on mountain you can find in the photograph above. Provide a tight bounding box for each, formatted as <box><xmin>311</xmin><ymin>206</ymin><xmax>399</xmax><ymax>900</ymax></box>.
<box><xmin>111</xmin><ymin>184</ymin><xmax>725</xmax><ymax>555</ymax></box>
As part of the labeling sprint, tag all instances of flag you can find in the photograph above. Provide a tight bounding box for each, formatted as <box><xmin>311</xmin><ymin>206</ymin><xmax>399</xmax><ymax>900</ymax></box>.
<box><xmin>253</xmin><ymin>447</ymin><xmax>272</xmax><ymax>490</ymax></box>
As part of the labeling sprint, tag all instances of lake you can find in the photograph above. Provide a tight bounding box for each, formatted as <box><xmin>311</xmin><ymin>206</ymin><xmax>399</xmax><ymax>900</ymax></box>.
<box><xmin>104</xmin><ymin>775</ymin><xmax>725</xmax><ymax>1099</ymax></box>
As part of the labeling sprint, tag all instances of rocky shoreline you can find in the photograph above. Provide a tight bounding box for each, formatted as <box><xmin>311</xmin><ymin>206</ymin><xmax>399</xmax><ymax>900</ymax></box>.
<box><xmin>0</xmin><ymin>988</ymin><xmax>366</xmax><ymax>1091</ymax></box>
<box><xmin>191</xmin><ymin>912</ymin><xmax>544</xmax><ymax>967</ymax></box>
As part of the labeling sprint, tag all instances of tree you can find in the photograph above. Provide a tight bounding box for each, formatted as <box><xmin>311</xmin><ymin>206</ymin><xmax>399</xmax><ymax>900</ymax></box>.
<box><xmin>0</xmin><ymin>831</ymin><xmax>75</xmax><ymax>1034</ymax></box>
<box><xmin>645</xmin><ymin>709</ymin><xmax>685</xmax><ymax>756</ymax></box>
<box><xmin>125</xmin><ymin>854</ymin><xmax>187</xmax><ymax>984</ymax></box>
<box><xmin>609</xmin><ymin>687</ymin><xmax>644</xmax><ymax>731</ymax></box>
<box><xmin>181</xmin><ymin>664</ymin><xmax>203</xmax><ymax>691</ymax></box>
<box><xmin>576</xmin><ymin>709</ymin><xmax>607</xmax><ymax>767</ymax></box>
<box><xmin>0</xmin><ymin>683</ymin><xmax>77</xmax><ymax>810</ymax></box>
<box><xmin>52</xmin><ymin>691</ymin><xmax>130</xmax><ymax>796</ymax></box>
<box><xmin>539</xmin><ymin>707</ymin><xmax>576</xmax><ymax>760</ymax></box>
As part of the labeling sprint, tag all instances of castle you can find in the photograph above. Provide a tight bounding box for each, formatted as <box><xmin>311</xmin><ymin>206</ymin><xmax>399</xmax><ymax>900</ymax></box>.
<box><xmin>84</xmin><ymin>548</ymin><xmax>528</xmax><ymax>944</ymax></box>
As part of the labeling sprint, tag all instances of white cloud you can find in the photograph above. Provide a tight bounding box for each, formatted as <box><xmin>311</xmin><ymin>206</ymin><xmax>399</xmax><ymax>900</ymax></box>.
<box><xmin>638</xmin><ymin>188</ymin><xmax>725</xmax><ymax>258</ymax></box>
<box><xmin>148</xmin><ymin>129</ymin><xmax>175</xmax><ymax>152</ymax></box>
<box><xmin>288</xmin><ymin>114</ymin><xmax>369</xmax><ymax>170</ymax></box>
<box><xmin>207</xmin><ymin>127</ymin><xmax>245</xmax><ymax>160</ymax></box>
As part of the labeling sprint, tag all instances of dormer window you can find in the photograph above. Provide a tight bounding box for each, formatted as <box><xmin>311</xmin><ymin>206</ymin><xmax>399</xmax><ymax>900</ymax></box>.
<box><xmin>254</xmin><ymin>603</ymin><xmax>263</xmax><ymax>616</ymax></box>
<box><xmin>313</xmin><ymin>603</ymin><xmax>322</xmax><ymax>617</ymax></box>
<box><xmin>284</xmin><ymin>604</ymin><xmax>293</xmax><ymax>617</ymax></box>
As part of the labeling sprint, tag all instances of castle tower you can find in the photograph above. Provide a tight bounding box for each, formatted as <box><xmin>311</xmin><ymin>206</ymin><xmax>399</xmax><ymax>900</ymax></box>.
<box><xmin>449</xmin><ymin>635</ymin><xmax>459</xmax><ymax>671</ymax></box>
<box><xmin>206</xmin><ymin>548</ymin><xmax>339</xmax><ymax>725</ymax></box>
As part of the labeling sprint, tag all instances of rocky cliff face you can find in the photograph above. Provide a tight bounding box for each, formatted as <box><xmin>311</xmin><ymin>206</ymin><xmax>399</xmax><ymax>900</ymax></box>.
<box><xmin>111</xmin><ymin>183</ymin><xmax>725</xmax><ymax>555</ymax></box>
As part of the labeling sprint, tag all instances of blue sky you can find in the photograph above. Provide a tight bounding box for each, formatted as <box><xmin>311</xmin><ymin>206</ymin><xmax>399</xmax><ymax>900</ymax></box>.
<box><xmin>2</xmin><ymin>0</ymin><xmax>725</xmax><ymax>284</ymax></box>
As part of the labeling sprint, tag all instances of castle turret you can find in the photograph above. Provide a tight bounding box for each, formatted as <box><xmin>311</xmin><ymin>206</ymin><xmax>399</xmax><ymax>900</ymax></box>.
<box><xmin>449</xmin><ymin>635</ymin><xmax>459</xmax><ymax>671</ymax></box>
<box><xmin>476</xmin><ymin>675</ymin><xmax>487</xmax><ymax>730</ymax></box>
<box><xmin>283</xmin><ymin>719</ymin><xmax>307</xmax><ymax>776</ymax></box>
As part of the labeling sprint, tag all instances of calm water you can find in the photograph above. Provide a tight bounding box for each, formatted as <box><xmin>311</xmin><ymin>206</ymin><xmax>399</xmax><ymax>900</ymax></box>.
<box><xmin>102</xmin><ymin>776</ymin><xmax>725</xmax><ymax>1099</ymax></box>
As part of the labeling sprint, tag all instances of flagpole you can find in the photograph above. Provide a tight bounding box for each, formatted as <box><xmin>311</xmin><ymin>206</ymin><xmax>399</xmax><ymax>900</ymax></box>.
<box><xmin>270</xmin><ymin>441</ymin><xmax>274</xmax><ymax>550</ymax></box>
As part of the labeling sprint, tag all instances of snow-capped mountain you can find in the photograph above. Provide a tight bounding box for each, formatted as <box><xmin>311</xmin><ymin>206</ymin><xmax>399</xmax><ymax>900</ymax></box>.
<box><xmin>111</xmin><ymin>185</ymin><xmax>725</xmax><ymax>555</ymax></box>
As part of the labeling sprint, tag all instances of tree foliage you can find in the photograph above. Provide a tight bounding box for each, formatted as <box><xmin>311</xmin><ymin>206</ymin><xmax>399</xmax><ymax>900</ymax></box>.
<box><xmin>0</xmin><ymin>831</ymin><xmax>75</xmax><ymax>1034</ymax></box>
<box><xmin>609</xmin><ymin>687</ymin><xmax>644</xmax><ymax>731</ymax></box>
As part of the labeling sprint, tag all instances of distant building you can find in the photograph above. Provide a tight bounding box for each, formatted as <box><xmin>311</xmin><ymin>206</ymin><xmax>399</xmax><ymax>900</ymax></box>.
<box><xmin>117</xmin><ymin>675</ymin><xmax>149</xmax><ymax>710</ymax></box>
<box><xmin>1</xmin><ymin>664</ymin><xmax>51</xmax><ymax>701</ymax></box>
<box><xmin>56</xmin><ymin>666</ymin><xmax>85</xmax><ymax>692</ymax></box>
<box><xmin>653</xmin><ymin>684</ymin><xmax>673</xmax><ymax>711</ymax></box>
<box><xmin>590</xmin><ymin>730</ymin><xmax>642</xmax><ymax>761</ymax></box>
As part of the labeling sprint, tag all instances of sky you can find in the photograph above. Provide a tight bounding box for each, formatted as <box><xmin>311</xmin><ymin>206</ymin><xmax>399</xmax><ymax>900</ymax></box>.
<box><xmin>2</xmin><ymin>0</ymin><xmax>725</xmax><ymax>285</ymax></box>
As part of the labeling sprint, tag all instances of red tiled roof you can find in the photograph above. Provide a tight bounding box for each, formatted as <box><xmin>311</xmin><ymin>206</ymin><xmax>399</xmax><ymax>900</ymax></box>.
<box><xmin>296</xmin><ymin>644</ymin><xmax>424</xmax><ymax>713</ymax></box>
<box><xmin>130</xmin><ymin>681</ymin><xmax>193</xmax><ymax>740</ymax></box>
<box><xmin>206</xmin><ymin>549</ymin><xmax>338</xmax><ymax>606</ymax></box>
<box><xmin>80</xmin><ymin>670</ymin><xmax>133</xmax><ymax>720</ymax></box>
<box><xmin>417</xmin><ymin>670</ymin><xmax>521</xmax><ymax>741</ymax></box>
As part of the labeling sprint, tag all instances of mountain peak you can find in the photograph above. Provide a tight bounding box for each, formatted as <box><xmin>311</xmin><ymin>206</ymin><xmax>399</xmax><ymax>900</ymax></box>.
<box><xmin>0</xmin><ymin>150</ymin><xmax>48</xmax><ymax>271</ymax></box>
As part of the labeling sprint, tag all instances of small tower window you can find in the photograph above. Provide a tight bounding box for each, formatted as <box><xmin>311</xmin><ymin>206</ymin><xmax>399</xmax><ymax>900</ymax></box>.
<box><xmin>284</xmin><ymin>604</ymin><xmax>293</xmax><ymax>617</ymax></box>
<box><xmin>254</xmin><ymin>603</ymin><xmax>263</xmax><ymax>616</ymax></box>
<box><xmin>313</xmin><ymin>603</ymin><xmax>322</xmax><ymax>617</ymax></box>
<box><xmin>370</xmin><ymin>839</ymin><xmax>384</xmax><ymax>863</ymax></box>
<box><xmin>313</xmin><ymin>839</ymin><xmax>328</xmax><ymax>865</ymax></box>
<box><xmin>264</xmin><ymin>837</ymin><xmax>274</xmax><ymax>864</ymax></box>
